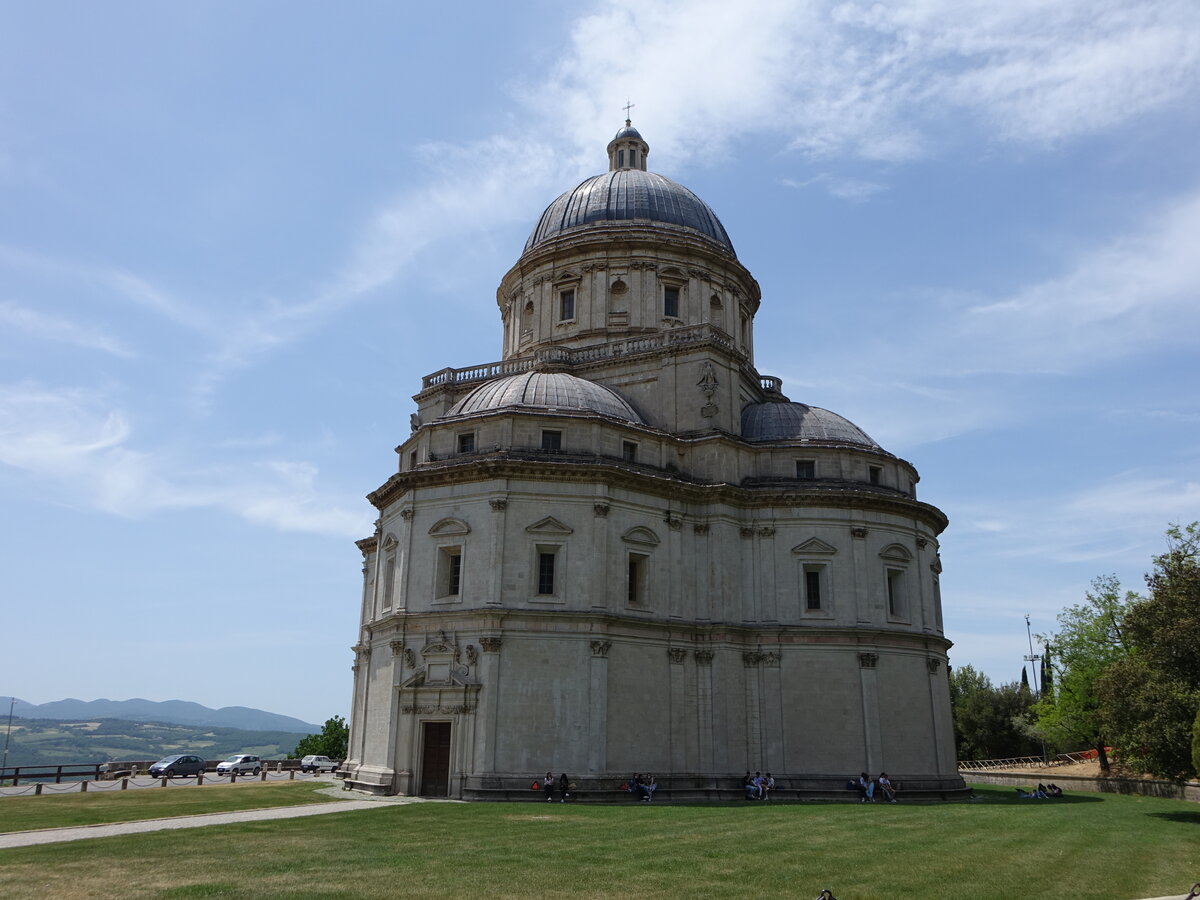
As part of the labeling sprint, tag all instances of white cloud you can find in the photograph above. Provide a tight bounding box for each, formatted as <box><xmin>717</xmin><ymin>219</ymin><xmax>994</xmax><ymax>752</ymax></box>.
<box><xmin>0</xmin><ymin>383</ymin><xmax>369</xmax><ymax>537</ymax></box>
<box><xmin>956</xmin><ymin>187</ymin><xmax>1200</xmax><ymax>374</ymax></box>
<box><xmin>946</xmin><ymin>471</ymin><xmax>1200</xmax><ymax>569</ymax></box>
<box><xmin>0</xmin><ymin>245</ymin><xmax>213</xmax><ymax>335</ymax></box>
<box><xmin>533</xmin><ymin>0</ymin><xmax>1200</xmax><ymax>167</ymax></box>
<box><xmin>780</xmin><ymin>173</ymin><xmax>888</xmax><ymax>201</ymax></box>
<box><xmin>0</xmin><ymin>300</ymin><xmax>134</xmax><ymax>358</ymax></box>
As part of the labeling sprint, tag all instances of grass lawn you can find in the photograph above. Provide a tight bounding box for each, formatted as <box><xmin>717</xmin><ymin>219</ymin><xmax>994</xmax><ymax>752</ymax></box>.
<box><xmin>0</xmin><ymin>785</ymin><xmax>1197</xmax><ymax>899</ymax></box>
<box><xmin>0</xmin><ymin>782</ymin><xmax>336</xmax><ymax>834</ymax></box>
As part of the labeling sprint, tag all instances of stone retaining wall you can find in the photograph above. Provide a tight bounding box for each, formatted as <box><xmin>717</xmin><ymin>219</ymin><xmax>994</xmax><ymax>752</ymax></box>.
<box><xmin>962</xmin><ymin>771</ymin><xmax>1200</xmax><ymax>803</ymax></box>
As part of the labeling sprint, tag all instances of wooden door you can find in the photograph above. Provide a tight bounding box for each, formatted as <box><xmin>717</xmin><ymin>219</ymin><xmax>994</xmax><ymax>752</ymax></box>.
<box><xmin>419</xmin><ymin>722</ymin><xmax>451</xmax><ymax>796</ymax></box>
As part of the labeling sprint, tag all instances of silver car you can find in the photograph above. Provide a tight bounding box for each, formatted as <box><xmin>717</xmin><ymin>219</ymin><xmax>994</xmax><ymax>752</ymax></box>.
<box><xmin>216</xmin><ymin>754</ymin><xmax>262</xmax><ymax>775</ymax></box>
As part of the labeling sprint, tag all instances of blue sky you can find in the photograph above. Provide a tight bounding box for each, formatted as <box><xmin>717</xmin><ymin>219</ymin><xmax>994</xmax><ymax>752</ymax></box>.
<box><xmin>2</xmin><ymin>1</ymin><xmax>1198</xmax><ymax>727</ymax></box>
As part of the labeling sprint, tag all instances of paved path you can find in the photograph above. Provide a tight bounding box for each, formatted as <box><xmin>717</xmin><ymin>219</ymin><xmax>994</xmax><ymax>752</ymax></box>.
<box><xmin>0</xmin><ymin>792</ymin><xmax>433</xmax><ymax>850</ymax></box>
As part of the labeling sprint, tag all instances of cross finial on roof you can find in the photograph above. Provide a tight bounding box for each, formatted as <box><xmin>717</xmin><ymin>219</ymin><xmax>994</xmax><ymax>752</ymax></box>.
<box><xmin>623</xmin><ymin>100</ymin><xmax>635</xmax><ymax>126</ymax></box>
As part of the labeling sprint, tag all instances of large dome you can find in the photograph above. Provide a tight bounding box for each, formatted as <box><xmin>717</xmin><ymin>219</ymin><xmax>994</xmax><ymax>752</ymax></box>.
<box><xmin>741</xmin><ymin>401</ymin><xmax>880</xmax><ymax>448</ymax></box>
<box><xmin>523</xmin><ymin>169</ymin><xmax>735</xmax><ymax>256</ymax></box>
<box><xmin>443</xmin><ymin>371</ymin><xmax>643</xmax><ymax>423</ymax></box>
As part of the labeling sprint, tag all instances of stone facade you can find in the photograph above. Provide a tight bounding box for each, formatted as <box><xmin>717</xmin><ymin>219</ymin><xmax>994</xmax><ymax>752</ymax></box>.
<box><xmin>343</xmin><ymin>122</ymin><xmax>964</xmax><ymax>799</ymax></box>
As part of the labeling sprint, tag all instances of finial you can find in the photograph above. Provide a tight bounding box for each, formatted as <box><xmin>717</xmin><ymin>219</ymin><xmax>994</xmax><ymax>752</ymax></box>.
<box><xmin>623</xmin><ymin>99</ymin><xmax>635</xmax><ymax>126</ymax></box>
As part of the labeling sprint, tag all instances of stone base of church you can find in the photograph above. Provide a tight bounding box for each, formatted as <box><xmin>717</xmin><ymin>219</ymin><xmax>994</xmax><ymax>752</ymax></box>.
<box><xmin>341</xmin><ymin>764</ymin><xmax>400</xmax><ymax>796</ymax></box>
<box><xmin>454</xmin><ymin>772</ymin><xmax>968</xmax><ymax>802</ymax></box>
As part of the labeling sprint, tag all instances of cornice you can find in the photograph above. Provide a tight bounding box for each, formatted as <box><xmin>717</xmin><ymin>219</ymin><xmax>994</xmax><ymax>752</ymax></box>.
<box><xmin>499</xmin><ymin>225</ymin><xmax>762</xmax><ymax>309</ymax></box>
<box><xmin>366</xmin><ymin>454</ymin><xmax>948</xmax><ymax>533</ymax></box>
<box><xmin>365</xmin><ymin>607</ymin><xmax>953</xmax><ymax>654</ymax></box>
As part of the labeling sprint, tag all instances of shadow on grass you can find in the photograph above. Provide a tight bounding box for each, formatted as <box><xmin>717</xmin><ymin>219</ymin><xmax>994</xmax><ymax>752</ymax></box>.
<box><xmin>974</xmin><ymin>789</ymin><xmax>1102</xmax><ymax>806</ymax></box>
<box><xmin>1147</xmin><ymin>810</ymin><xmax>1200</xmax><ymax>826</ymax></box>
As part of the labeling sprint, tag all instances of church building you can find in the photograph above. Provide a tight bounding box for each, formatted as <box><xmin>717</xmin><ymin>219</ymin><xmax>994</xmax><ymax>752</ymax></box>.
<box><xmin>343</xmin><ymin>121</ymin><xmax>965</xmax><ymax>799</ymax></box>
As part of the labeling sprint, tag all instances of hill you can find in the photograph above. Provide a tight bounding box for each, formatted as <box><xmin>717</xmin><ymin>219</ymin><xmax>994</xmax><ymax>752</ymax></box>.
<box><xmin>0</xmin><ymin>717</ymin><xmax>312</xmax><ymax>768</ymax></box>
<box><xmin>5</xmin><ymin>697</ymin><xmax>318</xmax><ymax>733</ymax></box>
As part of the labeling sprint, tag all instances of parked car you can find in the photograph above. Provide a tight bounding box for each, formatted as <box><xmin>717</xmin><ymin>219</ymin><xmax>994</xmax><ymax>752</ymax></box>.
<box><xmin>300</xmin><ymin>755</ymin><xmax>339</xmax><ymax>773</ymax></box>
<box><xmin>216</xmin><ymin>754</ymin><xmax>262</xmax><ymax>775</ymax></box>
<box><xmin>148</xmin><ymin>754</ymin><xmax>207</xmax><ymax>777</ymax></box>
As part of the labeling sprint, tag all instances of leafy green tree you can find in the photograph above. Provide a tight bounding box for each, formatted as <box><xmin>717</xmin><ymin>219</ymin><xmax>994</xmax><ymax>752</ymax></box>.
<box><xmin>949</xmin><ymin>664</ymin><xmax>1040</xmax><ymax>761</ymax></box>
<box><xmin>290</xmin><ymin>715</ymin><xmax>349</xmax><ymax>760</ymax></box>
<box><xmin>1096</xmin><ymin>523</ymin><xmax>1200</xmax><ymax>779</ymax></box>
<box><xmin>1193</xmin><ymin>706</ymin><xmax>1200</xmax><ymax>779</ymax></box>
<box><xmin>1032</xmin><ymin>575</ymin><xmax>1133</xmax><ymax>772</ymax></box>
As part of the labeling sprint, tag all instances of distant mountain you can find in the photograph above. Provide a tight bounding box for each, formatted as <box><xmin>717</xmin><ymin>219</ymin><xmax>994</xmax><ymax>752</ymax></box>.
<box><xmin>5</xmin><ymin>698</ymin><xmax>319</xmax><ymax>734</ymax></box>
<box><xmin>0</xmin><ymin>717</ymin><xmax>313</xmax><ymax>768</ymax></box>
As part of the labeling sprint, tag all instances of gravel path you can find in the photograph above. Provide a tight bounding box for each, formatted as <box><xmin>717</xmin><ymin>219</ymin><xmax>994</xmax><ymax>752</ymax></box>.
<box><xmin>0</xmin><ymin>791</ymin><xmax>436</xmax><ymax>850</ymax></box>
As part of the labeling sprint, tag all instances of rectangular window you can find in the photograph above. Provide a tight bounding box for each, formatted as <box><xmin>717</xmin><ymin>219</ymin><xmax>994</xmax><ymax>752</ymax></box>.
<box><xmin>796</xmin><ymin>459</ymin><xmax>815</xmax><ymax>479</ymax></box>
<box><xmin>805</xmin><ymin>568</ymin><xmax>822</xmax><ymax>611</ymax></box>
<box><xmin>409</xmin><ymin>450</ymin><xmax>418</xmax><ymax>470</ymax></box>
<box><xmin>618</xmin><ymin>149</ymin><xmax>626</xmax><ymax>168</ymax></box>
<box><xmin>457</xmin><ymin>433</ymin><xmax>475</xmax><ymax>454</ymax></box>
<box><xmin>541</xmin><ymin>429</ymin><xmax>562</xmax><ymax>451</ymax></box>
<box><xmin>869</xmin><ymin>465</ymin><xmax>882</xmax><ymax>485</ymax></box>
<box><xmin>627</xmin><ymin>554</ymin><xmax>646</xmax><ymax>604</ymax></box>
<box><xmin>437</xmin><ymin>547</ymin><xmax>463</xmax><ymax>598</ymax></box>
<box><xmin>537</xmin><ymin>552</ymin><xmax>556</xmax><ymax>595</ymax></box>
<box><xmin>381</xmin><ymin>553</ymin><xmax>397</xmax><ymax>610</ymax></box>
<box><xmin>559</xmin><ymin>289</ymin><xmax>575</xmax><ymax>321</ymax></box>
<box><xmin>622</xmin><ymin>441</ymin><xmax>638</xmax><ymax>462</ymax></box>
<box><xmin>664</xmin><ymin>286</ymin><xmax>680</xmax><ymax>318</ymax></box>
<box><xmin>887</xmin><ymin>568</ymin><xmax>905</xmax><ymax>618</ymax></box>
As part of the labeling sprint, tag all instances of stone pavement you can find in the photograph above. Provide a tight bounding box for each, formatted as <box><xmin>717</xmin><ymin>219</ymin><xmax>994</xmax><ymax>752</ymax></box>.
<box><xmin>0</xmin><ymin>790</ymin><xmax>438</xmax><ymax>850</ymax></box>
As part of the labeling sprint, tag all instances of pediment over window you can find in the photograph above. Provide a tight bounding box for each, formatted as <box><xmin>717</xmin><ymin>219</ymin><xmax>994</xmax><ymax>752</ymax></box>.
<box><xmin>381</xmin><ymin>534</ymin><xmax>399</xmax><ymax>551</ymax></box>
<box><xmin>621</xmin><ymin>526</ymin><xmax>660</xmax><ymax>547</ymax></box>
<box><xmin>428</xmin><ymin>517</ymin><xmax>471</xmax><ymax>536</ymax></box>
<box><xmin>792</xmin><ymin>537</ymin><xmax>838</xmax><ymax>556</ymax></box>
<box><xmin>554</xmin><ymin>271</ymin><xmax>578</xmax><ymax>284</ymax></box>
<box><xmin>399</xmin><ymin>667</ymin><xmax>475</xmax><ymax>689</ymax></box>
<box><xmin>879</xmin><ymin>543</ymin><xmax>913</xmax><ymax>562</ymax></box>
<box><xmin>525</xmin><ymin>516</ymin><xmax>573</xmax><ymax>536</ymax></box>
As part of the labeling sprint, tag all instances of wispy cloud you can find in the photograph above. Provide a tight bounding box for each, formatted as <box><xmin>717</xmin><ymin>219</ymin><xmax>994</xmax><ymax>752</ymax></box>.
<box><xmin>957</xmin><ymin>187</ymin><xmax>1200</xmax><ymax>374</ymax></box>
<box><xmin>0</xmin><ymin>383</ymin><xmax>369</xmax><ymax>537</ymax></box>
<box><xmin>0</xmin><ymin>245</ymin><xmax>213</xmax><ymax>335</ymax></box>
<box><xmin>533</xmin><ymin>0</ymin><xmax>1200</xmax><ymax>167</ymax></box>
<box><xmin>190</xmin><ymin>136</ymin><xmax>571</xmax><ymax>401</ymax></box>
<box><xmin>0</xmin><ymin>300</ymin><xmax>134</xmax><ymax>358</ymax></box>
<box><xmin>780</xmin><ymin>174</ymin><xmax>888</xmax><ymax>202</ymax></box>
<box><xmin>947</xmin><ymin>471</ymin><xmax>1200</xmax><ymax>569</ymax></box>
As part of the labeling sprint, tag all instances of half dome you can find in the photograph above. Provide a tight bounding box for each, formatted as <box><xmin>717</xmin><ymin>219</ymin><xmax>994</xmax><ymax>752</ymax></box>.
<box><xmin>444</xmin><ymin>371</ymin><xmax>643</xmax><ymax>423</ymax></box>
<box><xmin>524</xmin><ymin>169</ymin><xmax>735</xmax><ymax>256</ymax></box>
<box><xmin>741</xmin><ymin>401</ymin><xmax>880</xmax><ymax>448</ymax></box>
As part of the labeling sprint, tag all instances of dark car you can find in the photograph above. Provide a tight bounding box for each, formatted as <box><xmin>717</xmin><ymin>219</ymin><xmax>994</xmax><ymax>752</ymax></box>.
<box><xmin>148</xmin><ymin>754</ymin><xmax>206</xmax><ymax>777</ymax></box>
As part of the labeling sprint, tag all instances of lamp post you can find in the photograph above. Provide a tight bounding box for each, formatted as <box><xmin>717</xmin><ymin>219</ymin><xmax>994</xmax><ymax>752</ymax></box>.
<box><xmin>1023</xmin><ymin>614</ymin><xmax>1041</xmax><ymax>697</ymax></box>
<box><xmin>2</xmin><ymin>697</ymin><xmax>14</xmax><ymax>781</ymax></box>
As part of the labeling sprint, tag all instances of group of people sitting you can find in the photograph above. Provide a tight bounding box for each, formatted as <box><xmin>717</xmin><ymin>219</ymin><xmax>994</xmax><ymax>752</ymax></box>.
<box><xmin>538</xmin><ymin>772</ymin><xmax>572</xmax><ymax>802</ymax></box>
<box><xmin>742</xmin><ymin>771</ymin><xmax>775</xmax><ymax>800</ymax></box>
<box><xmin>623</xmin><ymin>773</ymin><xmax>658</xmax><ymax>801</ymax></box>
<box><xmin>852</xmin><ymin>772</ymin><xmax>899</xmax><ymax>802</ymax></box>
<box><xmin>1016</xmin><ymin>783</ymin><xmax>1064</xmax><ymax>798</ymax></box>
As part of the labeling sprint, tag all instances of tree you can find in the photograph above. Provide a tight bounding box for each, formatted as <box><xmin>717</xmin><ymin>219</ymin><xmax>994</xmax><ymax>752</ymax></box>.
<box><xmin>1032</xmin><ymin>575</ymin><xmax>1134</xmax><ymax>772</ymax></box>
<box><xmin>949</xmin><ymin>664</ymin><xmax>1040</xmax><ymax>761</ymax></box>
<box><xmin>290</xmin><ymin>715</ymin><xmax>349</xmax><ymax>760</ymax></box>
<box><xmin>1193</xmin><ymin>706</ymin><xmax>1200</xmax><ymax>779</ymax></box>
<box><xmin>1096</xmin><ymin>523</ymin><xmax>1200</xmax><ymax>779</ymax></box>
<box><xmin>1040</xmin><ymin>646</ymin><xmax>1053</xmax><ymax>698</ymax></box>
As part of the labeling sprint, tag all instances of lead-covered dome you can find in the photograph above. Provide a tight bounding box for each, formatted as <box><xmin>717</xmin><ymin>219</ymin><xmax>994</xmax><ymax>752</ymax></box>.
<box><xmin>443</xmin><ymin>371</ymin><xmax>643</xmax><ymax>423</ymax></box>
<box><xmin>741</xmin><ymin>401</ymin><xmax>880</xmax><ymax>448</ymax></box>
<box><xmin>524</xmin><ymin>122</ymin><xmax>736</xmax><ymax>257</ymax></box>
<box><xmin>524</xmin><ymin>171</ymin><xmax>735</xmax><ymax>256</ymax></box>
